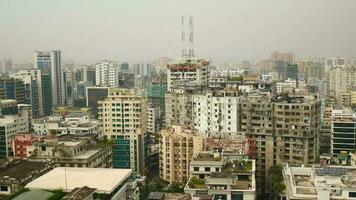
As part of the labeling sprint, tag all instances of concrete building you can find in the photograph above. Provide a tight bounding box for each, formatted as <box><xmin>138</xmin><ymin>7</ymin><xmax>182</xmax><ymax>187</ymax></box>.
<box><xmin>166</xmin><ymin>58</ymin><xmax>209</xmax><ymax>91</ymax></box>
<box><xmin>283</xmin><ymin>165</ymin><xmax>356</xmax><ymax>200</ymax></box>
<box><xmin>159</xmin><ymin>125</ymin><xmax>203</xmax><ymax>184</ymax></box>
<box><xmin>331</xmin><ymin>107</ymin><xmax>356</xmax><ymax>157</ymax></box>
<box><xmin>276</xmin><ymin>78</ymin><xmax>297</xmax><ymax>94</ymax></box>
<box><xmin>320</xmin><ymin>106</ymin><xmax>332</xmax><ymax>155</ymax></box>
<box><xmin>0</xmin><ymin>102</ymin><xmax>30</xmax><ymax>158</ymax></box>
<box><xmin>193</xmin><ymin>90</ymin><xmax>240</xmax><ymax>138</ymax></box>
<box><xmin>240</xmin><ymin>92</ymin><xmax>321</xmax><ymax>196</ymax></box>
<box><xmin>325</xmin><ymin>57</ymin><xmax>345</xmax><ymax>70</ymax></box>
<box><xmin>184</xmin><ymin>152</ymin><xmax>256</xmax><ymax>200</ymax></box>
<box><xmin>165</xmin><ymin>86</ymin><xmax>203</xmax><ymax>128</ymax></box>
<box><xmin>95</xmin><ymin>61</ymin><xmax>119</xmax><ymax>87</ymax></box>
<box><xmin>32</xmin><ymin>112</ymin><xmax>99</xmax><ymax>136</ymax></box>
<box><xmin>327</xmin><ymin>66</ymin><xmax>356</xmax><ymax>104</ymax></box>
<box><xmin>32</xmin><ymin>134</ymin><xmax>112</xmax><ymax>168</ymax></box>
<box><xmin>10</xmin><ymin>70</ymin><xmax>44</xmax><ymax>118</ymax></box>
<box><xmin>0</xmin><ymin>159</ymin><xmax>52</xmax><ymax>197</ymax></box>
<box><xmin>147</xmin><ymin>104</ymin><xmax>161</xmax><ymax>135</ymax></box>
<box><xmin>26</xmin><ymin>167</ymin><xmax>139</xmax><ymax>200</ymax></box>
<box><xmin>12</xmin><ymin>133</ymin><xmax>39</xmax><ymax>158</ymax></box>
<box><xmin>271</xmin><ymin>51</ymin><xmax>296</xmax><ymax>64</ymax></box>
<box><xmin>98</xmin><ymin>89</ymin><xmax>147</xmax><ymax>174</ymax></box>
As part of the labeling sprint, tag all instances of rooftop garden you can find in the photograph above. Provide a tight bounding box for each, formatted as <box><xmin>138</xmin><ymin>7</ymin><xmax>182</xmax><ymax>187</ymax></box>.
<box><xmin>188</xmin><ymin>177</ymin><xmax>206</xmax><ymax>189</ymax></box>
<box><xmin>193</xmin><ymin>153</ymin><xmax>222</xmax><ymax>162</ymax></box>
<box><xmin>223</xmin><ymin>160</ymin><xmax>252</xmax><ymax>173</ymax></box>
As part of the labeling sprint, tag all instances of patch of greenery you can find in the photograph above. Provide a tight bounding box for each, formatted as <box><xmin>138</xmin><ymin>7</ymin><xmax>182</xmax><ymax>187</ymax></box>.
<box><xmin>2</xmin><ymin>188</ymin><xmax>29</xmax><ymax>200</ymax></box>
<box><xmin>228</xmin><ymin>75</ymin><xmax>243</xmax><ymax>81</ymax></box>
<box><xmin>188</xmin><ymin>177</ymin><xmax>205</xmax><ymax>189</ymax></box>
<box><xmin>269</xmin><ymin>165</ymin><xmax>286</xmax><ymax>194</ymax></box>
<box><xmin>46</xmin><ymin>190</ymin><xmax>65</xmax><ymax>200</ymax></box>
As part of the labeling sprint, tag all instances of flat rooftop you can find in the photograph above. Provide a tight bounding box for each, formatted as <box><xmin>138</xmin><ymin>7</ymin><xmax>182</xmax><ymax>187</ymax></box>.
<box><xmin>72</xmin><ymin>149</ymin><xmax>101</xmax><ymax>159</ymax></box>
<box><xmin>0</xmin><ymin>160</ymin><xmax>48</xmax><ymax>180</ymax></box>
<box><xmin>26</xmin><ymin>167</ymin><xmax>132</xmax><ymax>193</ymax></box>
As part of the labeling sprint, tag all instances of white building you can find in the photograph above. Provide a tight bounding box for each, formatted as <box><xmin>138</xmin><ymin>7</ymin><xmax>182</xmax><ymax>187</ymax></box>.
<box><xmin>0</xmin><ymin>104</ymin><xmax>30</xmax><ymax>158</ymax></box>
<box><xmin>147</xmin><ymin>105</ymin><xmax>161</xmax><ymax>134</ymax></box>
<box><xmin>166</xmin><ymin>58</ymin><xmax>209</xmax><ymax>91</ymax></box>
<box><xmin>32</xmin><ymin>113</ymin><xmax>99</xmax><ymax>136</ymax></box>
<box><xmin>276</xmin><ymin>78</ymin><xmax>297</xmax><ymax>94</ymax></box>
<box><xmin>26</xmin><ymin>167</ymin><xmax>139</xmax><ymax>200</ymax></box>
<box><xmin>95</xmin><ymin>61</ymin><xmax>120</xmax><ymax>87</ymax></box>
<box><xmin>184</xmin><ymin>152</ymin><xmax>256</xmax><ymax>200</ymax></box>
<box><xmin>283</xmin><ymin>165</ymin><xmax>356</xmax><ymax>200</ymax></box>
<box><xmin>194</xmin><ymin>90</ymin><xmax>240</xmax><ymax>138</ymax></box>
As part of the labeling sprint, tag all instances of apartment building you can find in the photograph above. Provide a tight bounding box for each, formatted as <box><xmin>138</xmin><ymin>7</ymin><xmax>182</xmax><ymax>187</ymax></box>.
<box><xmin>165</xmin><ymin>86</ymin><xmax>202</xmax><ymax>128</ymax></box>
<box><xmin>184</xmin><ymin>152</ymin><xmax>256</xmax><ymax>200</ymax></box>
<box><xmin>98</xmin><ymin>89</ymin><xmax>147</xmax><ymax>174</ymax></box>
<box><xmin>193</xmin><ymin>90</ymin><xmax>240</xmax><ymax>138</ymax></box>
<box><xmin>240</xmin><ymin>92</ymin><xmax>321</xmax><ymax>196</ymax></box>
<box><xmin>166</xmin><ymin>58</ymin><xmax>209</xmax><ymax>91</ymax></box>
<box><xmin>95</xmin><ymin>61</ymin><xmax>120</xmax><ymax>87</ymax></box>
<box><xmin>159</xmin><ymin>125</ymin><xmax>203</xmax><ymax>184</ymax></box>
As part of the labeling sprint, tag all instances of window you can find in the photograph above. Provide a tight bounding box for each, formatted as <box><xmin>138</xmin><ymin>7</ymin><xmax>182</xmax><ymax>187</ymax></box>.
<box><xmin>205</xmin><ymin>167</ymin><xmax>210</xmax><ymax>172</ymax></box>
<box><xmin>0</xmin><ymin>186</ymin><xmax>8</xmax><ymax>192</ymax></box>
<box><xmin>349</xmin><ymin>192</ymin><xmax>356</xmax><ymax>198</ymax></box>
<box><xmin>194</xmin><ymin>167</ymin><xmax>199</xmax><ymax>171</ymax></box>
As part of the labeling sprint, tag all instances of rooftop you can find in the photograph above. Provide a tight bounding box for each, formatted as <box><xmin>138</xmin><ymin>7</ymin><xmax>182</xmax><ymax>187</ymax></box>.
<box><xmin>26</xmin><ymin>167</ymin><xmax>132</xmax><ymax>193</ymax></box>
<box><xmin>0</xmin><ymin>160</ymin><xmax>49</xmax><ymax>180</ymax></box>
<box><xmin>193</xmin><ymin>153</ymin><xmax>222</xmax><ymax>162</ymax></box>
<box><xmin>62</xmin><ymin>186</ymin><xmax>96</xmax><ymax>200</ymax></box>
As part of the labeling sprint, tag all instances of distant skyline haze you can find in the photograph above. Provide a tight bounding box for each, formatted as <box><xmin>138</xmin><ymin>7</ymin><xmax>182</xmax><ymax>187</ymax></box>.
<box><xmin>0</xmin><ymin>0</ymin><xmax>356</xmax><ymax>63</ymax></box>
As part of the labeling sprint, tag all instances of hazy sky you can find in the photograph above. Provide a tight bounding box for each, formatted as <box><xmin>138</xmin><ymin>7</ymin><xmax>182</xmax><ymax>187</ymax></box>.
<box><xmin>1</xmin><ymin>0</ymin><xmax>356</xmax><ymax>63</ymax></box>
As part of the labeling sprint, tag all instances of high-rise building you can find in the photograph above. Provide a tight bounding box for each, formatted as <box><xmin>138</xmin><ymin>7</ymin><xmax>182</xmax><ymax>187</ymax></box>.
<box><xmin>325</xmin><ymin>57</ymin><xmax>345</xmax><ymax>70</ymax></box>
<box><xmin>86</xmin><ymin>86</ymin><xmax>109</xmax><ymax>115</ymax></box>
<box><xmin>98</xmin><ymin>89</ymin><xmax>147</xmax><ymax>174</ymax></box>
<box><xmin>240</xmin><ymin>93</ymin><xmax>321</xmax><ymax>196</ymax></box>
<box><xmin>83</xmin><ymin>65</ymin><xmax>96</xmax><ymax>85</ymax></box>
<box><xmin>165</xmin><ymin>86</ymin><xmax>202</xmax><ymax>128</ymax></box>
<box><xmin>1</xmin><ymin>59</ymin><xmax>13</xmax><ymax>74</ymax></box>
<box><xmin>63</xmin><ymin>68</ymin><xmax>75</xmax><ymax>107</ymax></box>
<box><xmin>50</xmin><ymin>50</ymin><xmax>64</xmax><ymax>106</ymax></box>
<box><xmin>34</xmin><ymin>50</ymin><xmax>64</xmax><ymax>107</ymax></box>
<box><xmin>146</xmin><ymin>80</ymin><xmax>167</xmax><ymax>125</ymax></box>
<box><xmin>159</xmin><ymin>125</ymin><xmax>203</xmax><ymax>184</ymax></box>
<box><xmin>271</xmin><ymin>51</ymin><xmax>296</xmax><ymax>64</ymax></box>
<box><xmin>0</xmin><ymin>78</ymin><xmax>26</xmax><ymax>104</ymax></box>
<box><xmin>10</xmin><ymin>70</ymin><xmax>44</xmax><ymax>118</ymax></box>
<box><xmin>166</xmin><ymin>58</ymin><xmax>209</xmax><ymax>91</ymax></box>
<box><xmin>41</xmin><ymin>72</ymin><xmax>52</xmax><ymax>116</ymax></box>
<box><xmin>327</xmin><ymin>66</ymin><xmax>356</xmax><ymax>104</ymax></box>
<box><xmin>193</xmin><ymin>90</ymin><xmax>240</xmax><ymax>138</ymax></box>
<box><xmin>331</xmin><ymin>107</ymin><xmax>356</xmax><ymax>157</ymax></box>
<box><xmin>95</xmin><ymin>61</ymin><xmax>119</xmax><ymax>87</ymax></box>
<box><xmin>34</xmin><ymin>51</ymin><xmax>51</xmax><ymax>72</ymax></box>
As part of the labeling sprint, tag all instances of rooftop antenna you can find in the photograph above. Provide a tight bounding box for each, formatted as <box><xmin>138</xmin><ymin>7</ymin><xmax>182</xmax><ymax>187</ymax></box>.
<box><xmin>181</xmin><ymin>16</ymin><xmax>186</xmax><ymax>58</ymax></box>
<box><xmin>189</xmin><ymin>16</ymin><xmax>195</xmax><ymax>58</ymax></box>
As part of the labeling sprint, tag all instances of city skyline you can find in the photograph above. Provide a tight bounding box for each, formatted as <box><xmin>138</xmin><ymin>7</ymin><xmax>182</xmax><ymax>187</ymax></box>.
<box><xmin>1</xmin><ymin>0</ymin><xmax>356</xmax><ymax>63</ymax></box>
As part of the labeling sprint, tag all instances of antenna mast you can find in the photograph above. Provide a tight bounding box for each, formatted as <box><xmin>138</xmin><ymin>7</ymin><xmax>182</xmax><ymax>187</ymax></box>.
<box><xmin>189</xmin><ymin>16</ymin><xmax>195</xmax><ymax>58</ymax></box>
